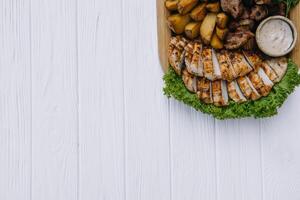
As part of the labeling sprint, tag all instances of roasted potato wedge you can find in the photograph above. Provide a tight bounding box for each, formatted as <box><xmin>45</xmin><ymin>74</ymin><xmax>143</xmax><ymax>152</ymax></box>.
<box><xmin>211</xmin><ymin>33</ymin><xmax>224</xmax><ymax>49</ymax></box>
<box><xmin>216</xmin><ymin>13</ymin><xmax>229</xmax><ymax>29</ymax></box>
<box><xmin>165</xmin><ymin>0</ymin><xmax>179</xmax><ymax>11</ymax></box>
<box><xmin>190</xmin><ymin>3</ymin><xmax>207</xmax><ymax>21</ymax></box>
<box><xmin>185</xmin><ymin>22</ymin><xmax>201</xmax><ymax>39</ymax></box>
<box><xmin>200</xmin><ymin>13</ymin><xmax>217</xmax><ymax>44</ymax></box>
<box><xmin>167</xmin><ymin>14</ymin><xmax>191</xmax><ymax>34</ymax></box>
<box><xmin>216</xmin><ymin>27</ymin><xmax>228</xmax><ymax>40</ymax></box>
<box><xmin>178</xmin><ymin>0</ymin><xmax>198</xmax><ymax>15</ymax></box>
<box><xmin>206</xmin><ymin>2</ymin><xmax>221</xmax><ymax>13</ymax></box>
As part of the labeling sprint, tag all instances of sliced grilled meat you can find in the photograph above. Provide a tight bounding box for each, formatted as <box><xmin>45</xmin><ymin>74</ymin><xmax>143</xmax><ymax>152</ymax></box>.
<box><xmin>237</xmin><ymin>76</ymin><xmax>261</xmax><ymax>100</ymax></box>
<box><xmin>228</xmin><ymin>80</ymin><xmax>247</xmax><ymax>103</ymax></box>
<box><xmin>182</xmin><ymin>69</ymin><xmax>197</xmax><ymax>93</ymax></box>
<box><xmin>168</xmin><ymin>36</ymin><xmax>189</xmax><ymax>75</ymax></box>
<box><xmin>266</xmin><ymin>57</ymin><xmax>288</xmax><ymax>82</ymax></box>
<box><xmin>202</xmin><ymin>47</ymin><xmax>216</xmax><ymax>81</ymax></box>
<box><xmin>212</xmin><ymin>80</ymin><xmax>229</xmax><ymax>106</ymax></box>
<box><xmin>221</xmin><ymin>0</ymin><xmax>244</xmax><ymax>18</ymax></box>
<box><xmin>257</xmin><ymin>67</ymin><xmax>274</xmax><ymax>95</ymax></box>
<box><xmin>243</xmin><ymin>51</ymin><xmax>262</xmax><ymax>68</ymax></box>
<box><xmin>228</xmin><ymin>51</ymin><xmax>253</xmax><ymax>77</ymax></box>
<box><xmin>217</xmin><ymin>50</ymin><xmax>237</xmax><ymax>81</ymax></box>
<box><xmin>212</xmin><ymin>49</ymin><xmax>222</xmax><ymax>80</ymax></box>
<box><xmin>248</xmin><ymin>70</ymin><xmax>272</xmax><ymax>97</ymax></box>
<box><xmin>250</xmin><ymin>5</ymin><xmax>268</xmax><ymax>21</ymax></box>
<box><xmin>185</xmin><ymin>41</ymin><xmax>204</xmax><ymax>76</ymax></box>
<box><xmin>197</xmin><ymin>78</ymin><xmax>213</xmax><ymax>104</ymax></box>
<box><xmin>225</xmin><ymin>30</ymin><xmax>255</xmax><ymax>50</ymax></box>
<box><xmin>259</xmin><ymin>61</ymin><xmax>279</xmax><ymax>82</ymax></box>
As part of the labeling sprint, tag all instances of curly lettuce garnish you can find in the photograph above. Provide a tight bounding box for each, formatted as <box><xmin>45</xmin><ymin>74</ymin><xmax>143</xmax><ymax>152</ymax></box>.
<box><xmin>163</xmin><ymin>59</ymin><xmax>300</xmax><ymax>120</ymax></box>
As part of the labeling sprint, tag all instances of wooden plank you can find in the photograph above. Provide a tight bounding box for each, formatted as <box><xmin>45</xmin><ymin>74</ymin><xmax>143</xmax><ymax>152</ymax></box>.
<box><xmin>157</xmin><ymin>0</ymin><xmax>170</xmax><ymax>73</ymax></box>
<box><xmin>30</xmin><ymin>0</ymin><xmax>78</xmax><ymax>199</ymax></box>
<box><xmin>170</xmin><ymin>101</ymin><xmax>216</xmax><ymax>200</ymax></box>
<box><xmin>260</xmin><ymin>89</ymin><xmax>300</xmax><ymax>200</ymax></box>
<box><xmin>215</xmin><ymin>119</ymin><xmax>263</xmax><ymax>200</ymax></box>
<box><xmin>123</xmin><ymin>1</ymin><xmax>171</xmax><ymax>199</ymax></box>
<box><xmin>290</xmin><ymin>5</ymin><xmax>300</xmax><ymax>66</ymax></box>
<box><xmin>77</xmin><ymin>0</ymin><xmax>125</xmax><ymax>199</ymax></box>
<box><xmin>0</xmin><ymin>0</ymin><xmax>31</xmax><ymax>199</ymax></box>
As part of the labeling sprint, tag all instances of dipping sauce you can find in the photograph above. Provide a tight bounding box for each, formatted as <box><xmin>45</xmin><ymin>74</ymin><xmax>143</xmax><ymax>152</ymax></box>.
<box><xmin>256</xmin><ymin>17</ymin><xmax>296</xmax><ymax>57</ymax></box>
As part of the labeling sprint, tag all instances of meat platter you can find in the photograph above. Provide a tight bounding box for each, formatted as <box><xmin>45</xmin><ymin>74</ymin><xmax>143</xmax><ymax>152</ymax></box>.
<box><xmin>158</xmin><ymin>0</ymin><xmax>300</xmax><ymax>119</ymax></box>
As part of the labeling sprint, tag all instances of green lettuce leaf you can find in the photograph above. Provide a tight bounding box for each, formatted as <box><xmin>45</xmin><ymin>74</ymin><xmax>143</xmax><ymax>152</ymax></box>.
<box><xmin>163</xmin><ymin>59</ymin><xmax>300</xmax><ymax>120</ymax></box>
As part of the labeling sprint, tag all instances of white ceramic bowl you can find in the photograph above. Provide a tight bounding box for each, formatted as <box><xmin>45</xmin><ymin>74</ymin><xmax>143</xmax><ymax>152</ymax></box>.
<box><xmin>256</xmin><ymin>16</ymin><xmax>298</xmax><ymax>57</ymax></box>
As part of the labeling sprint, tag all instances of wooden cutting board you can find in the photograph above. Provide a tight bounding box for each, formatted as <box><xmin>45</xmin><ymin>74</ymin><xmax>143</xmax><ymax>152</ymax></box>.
<box><xmin>157</xmin><ymin>1</ymin><xmax>300</xmax><ymax>72</ymax></box>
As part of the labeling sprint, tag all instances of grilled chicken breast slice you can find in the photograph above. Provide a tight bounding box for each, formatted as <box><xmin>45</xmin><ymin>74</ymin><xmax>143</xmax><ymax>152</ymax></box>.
<box><xmin>168</xmin><ymin>36</ymin><xmax>189</xmax><ymax>75</ymax></box>
<box><xmin>259</xmin><ymin>61</ymin><xmax>279</xmax><ymax>82</ymax></box>
<box><xmin>243</xmin><ymin>51</ymin><xmax>262</xmax><ymax>69</ymax></box>
<box><xmin>257</xmin><ymin>67</ymin><xmax>274</xmax><ymax>95</ymax></box>
<box><xmin>197</xmin><ymin>78</ymin><xmax>213</xmax><ymax>104</ymax></box>
<box><xmin>245</xmin><ymin>76</ymin><xmax>261</xmax><ymax>100</ymax></box>
<box><xmin>227</xmin><ymin>80</ymin><xmax>247</xmax><ymax>103</ymax></box>
<box><xmin>248</xmin><ymin>69</ymin><xmax>273</xmax><ymax>97</ymax></box>
<box><xmin>237</xmin><ymin>76</ymin><xmax>261</xmax><ymax>100</ymax></box>
<box><xmin>221</xmin><ymin>80</ymin><xmax>229</xmax><ymax>106</ymax></box>
<box><xmin>266</xmin><ymin>57</ymin><xmax>288</xmax><ymax>83</ymax></box>
<box><xmin>212</xmin><ymin>49</ymin><xmax>222</xmax><ymax>80</ymax></box>
<box><xmin>182</xmin><ymin>69</ymin><xmax>197</xmax><ymax>93</ymax></box>
<box><xmin>185</xmin><ymin>41</ymin><xmax>204</xmax><ymax>76</ymax></box>
<box><xmin>212</xmin><ymin>80</ymin><xmax>229</xmax><ymax>106</ymax></box>
<box><xmin>228</xmin><ymin>51</ymin><xmax>253</xmax><ymax>77</ymax></box>
<box><xmin>217</xmin><ymin>50</ymin><xmax>237</xmax><ymax>81</ymax></box>
<box><xmin>202</xmin><ymin>47</ymin><xmax>216</xmax><ymax>81</ymax></box>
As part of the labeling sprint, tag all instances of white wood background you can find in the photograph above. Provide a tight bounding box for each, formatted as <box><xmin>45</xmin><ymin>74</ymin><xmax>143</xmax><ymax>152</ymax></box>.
<box><xmin>1</xmin><ymin>0</ymin><xmax>300</xmax><ymax>199</ymax></box>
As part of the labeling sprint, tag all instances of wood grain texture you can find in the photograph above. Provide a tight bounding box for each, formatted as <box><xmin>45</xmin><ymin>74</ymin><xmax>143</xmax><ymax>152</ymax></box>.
<box><xmin>31</xmin><ymin>0</ymin><xmax>78</xmax><ymax>199</ymax></box>
<box><xmin>260</xmin><ymin>89</ymin><xmax>300</xmax><ymax>200</ymax></box>
<box><xmin>0</xmin><ymin>0</ymin><xmax>31</xmax><ymax>199</ymax></box>
<box><xmin>170</xmin><ymin>101</ymin><xmax>216</xmax><ymax>200</ymax></box>
<box><xmin>157</xmin><ymin>0</ymin><xmax>170</xmax><ymax>73</ymax></box>
<box><xmin>215</xmin><ymin>119</ymin><xmax>263</xmax><ymax>200</ymax></box>
<box><xmin>122</xmin><ymin>1</ymin><xmax>171</xmax><ymax>199</ymax></box>
<box><xmin>290</xmin><ymin>7</ymin><xmax>300</xmax><ymax>66</ymax></box>
<box><xmin>2</xmin><ymin>1</ymin><xmax>300</xmax><ymax>200</ymax></box>
<box><xmin>77</xmin><ymin>0</ymin><xmax>125</xmax><ymax>199</ymax></box>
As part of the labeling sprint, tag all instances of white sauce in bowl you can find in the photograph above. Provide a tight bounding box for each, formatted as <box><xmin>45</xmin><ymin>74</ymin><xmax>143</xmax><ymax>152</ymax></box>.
<box><xmin>257</xmin><ymin>18</ymin><xmax>295</xmax><ymax>57</ymax></box>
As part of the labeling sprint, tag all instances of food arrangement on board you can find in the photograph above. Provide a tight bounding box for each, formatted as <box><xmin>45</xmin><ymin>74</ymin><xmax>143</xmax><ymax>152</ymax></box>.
<box><xmin>162</xmin><ymin>0</ymin><xmax>300</xmax><ymax>119</ymax></box>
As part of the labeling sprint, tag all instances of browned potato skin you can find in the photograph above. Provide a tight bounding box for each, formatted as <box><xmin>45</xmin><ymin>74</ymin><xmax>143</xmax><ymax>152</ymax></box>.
<box><xmin>211</xmin><ymin>33</ymin><xmax>224</xmax><ymax>49</ymax></box>
<box><xmin>216</xmin><ymin>13</ymin><xmax>229</xmax><ymax>29</ymax></box>
<box><xmin>185</xmin><ymin>22</ymin><xmax>201</xmax><ymax>39</ymax></box>
<box><xmin>190</xmin><ymin>3</ymin><xmax>207</xmax><ymax>21</ymax></box>
<box><xmin>200</xmin><ymin>13</ymin><xmax>217</xmax><ymax>44</ymax></box>
<box><xmin>178</xmin><ymin>0</ymin><xmax>198</xmax><ymax>15</ymax></box>
<box><xmin>206</xmin><ymin>2</ymin><xmax>221</xmax><ymax>13</ymax></box>
<box><xmin>216</xmin><ymin>27</ymin><xmax>228</xmax><ymax>40</ymax></box>
<box><xmin>165</xmin><ymin>0</ymin><xmax>179</xmax><ymax>11</ymax></box>
<box><xmin>167</xmin><ymin>14</ymin><xmax>191</xmax><ymax>34</ymax></box>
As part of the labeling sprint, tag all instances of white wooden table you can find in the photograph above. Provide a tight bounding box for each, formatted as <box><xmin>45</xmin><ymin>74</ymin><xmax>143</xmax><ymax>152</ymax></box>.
<box><xmin>1</xmin><ymin>0</ymin><xmax>300</xmax><ymax>199</ymax></box>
